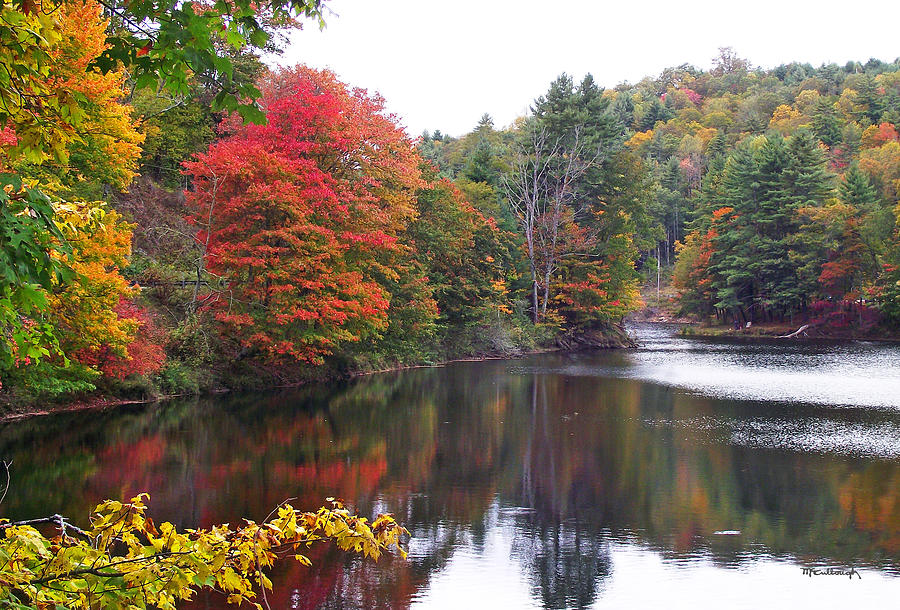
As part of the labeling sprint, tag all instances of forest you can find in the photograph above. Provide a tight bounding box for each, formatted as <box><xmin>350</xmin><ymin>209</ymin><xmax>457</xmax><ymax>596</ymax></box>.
<box><xmin>1</xmin><ymin>0</ymin><xmax>899</xmax><ymax>409</ymax></box>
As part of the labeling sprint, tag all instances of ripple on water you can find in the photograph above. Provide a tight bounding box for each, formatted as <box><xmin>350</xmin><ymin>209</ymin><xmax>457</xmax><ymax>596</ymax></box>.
<box><xmin>641</xmin><ymin>413</ymin><xmax>900</xmax><ymax>458</ymax></box>
<box><xmin>729</xmin><ymin>418</ymin><xmax>900</xmax><ymax>459</ymax></box>
<box><xmin>623</xmin><ymin>324</ymin><xmax>900</xmax><ymax>409</ymax></box>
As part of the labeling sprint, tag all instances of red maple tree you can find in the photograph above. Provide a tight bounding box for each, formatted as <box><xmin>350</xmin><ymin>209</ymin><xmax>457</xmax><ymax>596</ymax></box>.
<box><xmin>185</xmin><ymin>66</ymin><xmax>423</xmax><ymax>364</ymax></box>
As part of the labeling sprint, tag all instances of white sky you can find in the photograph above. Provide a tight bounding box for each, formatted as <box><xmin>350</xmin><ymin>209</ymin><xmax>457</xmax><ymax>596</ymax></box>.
<box><xmin>280</xmin><ymin>0</ymin><xmax>900</xmax><ymax>137</ymax></box>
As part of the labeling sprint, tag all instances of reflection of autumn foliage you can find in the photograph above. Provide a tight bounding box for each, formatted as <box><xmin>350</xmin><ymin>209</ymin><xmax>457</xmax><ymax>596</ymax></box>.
<box><xmin>85</xmin><ymin>436</ymin><xmax>171</xmax><ymax>503</ymax></box>
<box><xmin>837</xmin><ymin>469</ymin><xmax>900</xmax><ymax>554</ymax></box>
<box><xmin>8</xmin><ymin>361</ymin><xmax>900</xmax><ymax>607</ymax></box>
<box><xmin>277</xmin><ymin>454</ymin><xmax>388</xmax><ymax>499</ymax></box>
<box><xmin>101</xmin><ymin>436</ymin><xmax>166</xmax><ymax>467</ymax></box>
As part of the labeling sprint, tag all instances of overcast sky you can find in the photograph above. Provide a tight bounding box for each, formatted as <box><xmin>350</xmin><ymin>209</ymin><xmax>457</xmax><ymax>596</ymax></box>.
<box><xmin>279</xmin><ymin>0</ymin><xmax>900</xmax><ymax>137</ymax></box>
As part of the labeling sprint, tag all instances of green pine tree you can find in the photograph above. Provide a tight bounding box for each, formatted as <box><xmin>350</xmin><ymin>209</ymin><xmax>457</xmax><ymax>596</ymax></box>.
<box><xmin>811</xmin><ymin>98</ymin><xmax>842</xmax><ymax>148</ymax></box>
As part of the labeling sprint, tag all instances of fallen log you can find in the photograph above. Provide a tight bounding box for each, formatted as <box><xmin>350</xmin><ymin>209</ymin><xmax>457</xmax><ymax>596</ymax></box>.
<box><xmin>777</xmin><ymin>324</ymin><xmax>809</xmax><ymax>338</ymax></box>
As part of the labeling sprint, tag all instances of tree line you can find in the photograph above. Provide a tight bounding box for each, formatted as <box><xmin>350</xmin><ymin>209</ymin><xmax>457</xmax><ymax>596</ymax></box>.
<box><xmin>609</xmin><ymin>49</ymin><xmax>900</xmax><ymax>327</ymax></box>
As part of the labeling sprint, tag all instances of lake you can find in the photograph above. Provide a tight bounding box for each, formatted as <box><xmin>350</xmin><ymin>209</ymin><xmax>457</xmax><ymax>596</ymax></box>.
<box><xmin>2</xmin><ymin>323</ymin><xmax>899</xmax><ymax>608</ymax></box>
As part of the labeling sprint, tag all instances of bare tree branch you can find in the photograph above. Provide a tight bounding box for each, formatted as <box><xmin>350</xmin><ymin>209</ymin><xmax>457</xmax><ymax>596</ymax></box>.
<box><xmin>501</xmin><ymin>120</ymin><xmax>601</xmax><ymax>322</ymax></box>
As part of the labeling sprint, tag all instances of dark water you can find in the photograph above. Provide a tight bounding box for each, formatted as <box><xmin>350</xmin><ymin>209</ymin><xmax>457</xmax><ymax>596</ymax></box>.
<box><xmin>3</xmin><ymin>323</ymin><xmax>900</xmax><ymax>608</ymax></box>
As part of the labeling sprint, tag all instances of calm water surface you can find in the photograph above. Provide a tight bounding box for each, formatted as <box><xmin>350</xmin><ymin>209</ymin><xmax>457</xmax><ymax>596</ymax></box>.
<box><xmin>3</xmin><ymin>323</ymin><xmax>900</xmax><ymax>608</ymax></box>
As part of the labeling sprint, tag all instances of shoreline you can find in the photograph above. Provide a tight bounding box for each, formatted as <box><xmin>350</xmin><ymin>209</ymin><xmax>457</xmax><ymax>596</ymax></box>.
<box><xmin>0</xmin><ymin>393</ymin><xmax>195</xmax><ymax>424</ymax></box>
<box><xmin>677</xmin><ymin>322</ymin><xmax>900</xmax><ymax>344</ymax></box>
<box><xmin>4</xmin><ymin>320</ymin><xmax>896</xmax><ymax>421</ymax></box>
<box><xmin>348</xmin><ymin>346</ymin><xmax>563</xmax><ymax>378</ymax></box>
<box><xmin>1</xmin><ymin>326</ymin><xmax>634</xmax><ymax>424</ymax></box>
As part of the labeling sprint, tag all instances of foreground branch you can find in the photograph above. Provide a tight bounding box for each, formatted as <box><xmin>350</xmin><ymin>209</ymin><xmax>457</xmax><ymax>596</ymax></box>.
<box><xmin>0</xmin><ymin>495</ymin><xmax>408</xmax><ymax>609</ymax></box>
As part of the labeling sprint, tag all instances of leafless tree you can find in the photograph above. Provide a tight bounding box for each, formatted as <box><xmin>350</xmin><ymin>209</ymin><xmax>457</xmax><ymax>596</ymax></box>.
<box><xmin>502</xmin><ymin>120</ymin><xmax>597</xmax><ymax>322</ymax></box>
<box><xmin>190</xmin><ymin>162</ymin><xmax>221</xmax><ymax>313</ymax></box>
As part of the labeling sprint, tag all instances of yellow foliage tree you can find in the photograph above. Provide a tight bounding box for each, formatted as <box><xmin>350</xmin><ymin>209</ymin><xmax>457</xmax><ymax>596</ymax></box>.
<box><xmin>2</xmin><ymin>2</ymin><xmax>147</xmax><ymax>391</ymax></box>
<box><xmin>19</xmin><ymin>0</ymin><xmax>145</xmax><ymax>198</ymax></box>
<box><xmin>859</xmin><ymin>141</ymin><xmax>900</xmax><ymax>205</ymax></box>
<box><xmin>836</xmin><ymin>88</ymin><xmax>861</xmax><ymax>123</ymax></box>
<box><xmin>49</xmin><ymin>201</ymin><xmax>137</xmax><ymax>357</ymax></box>
<box><xmin>0</xmin><ymin>1</ymin><xmax>76</xmax><ymax>166</ymax></box>
<box><xmin>794</xmin><ymin>89</ymin><xmax>821</xmax><ymax>115</ymax></box>
<box><xmin>768</xmin><ymin>104</ymin><xmax>810</xmax><ymax>136</ymax></box>
<box><xmin>625</xmin><ymin>130</ymin><xmax>653</xmax><ymax>154</ymax></box>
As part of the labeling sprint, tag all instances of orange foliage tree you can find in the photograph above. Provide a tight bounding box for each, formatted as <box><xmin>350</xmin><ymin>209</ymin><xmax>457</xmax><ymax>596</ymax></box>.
<box><xmin>7</xmin><ymin>200</ymin><xmax>164</xmax><ymax>395</ymax></box>
<box><xmin>48</xmin><ymin>203</ymin><xmax>137</xmax><ymax>356</ymax></box>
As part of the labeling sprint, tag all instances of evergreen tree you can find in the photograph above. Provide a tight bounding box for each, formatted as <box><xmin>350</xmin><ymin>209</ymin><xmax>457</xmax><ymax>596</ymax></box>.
<box><xmin>812</xmin><ymin>98</ymin><xmax>842</xmax><ymax>147</ymax></box>
<box><xmin>638</xmin><ymin>97</ymin><xmax>675</xmax><ymax>131</ymax></box>
<box><xmin>818</xmin><ymin>63</ymin><xmax>844</xmax><ymax>94</ymax></box>
<box><xmin>840</xmin><ymin>164</ymin><xmax>879</xmax><ymax>208</ymax></box>
<box><xmin>855</xmin><ymin>75</ymin><xmax>885</xmax><ymax>124</ymax></box>
<box><xmin>686</xmin><ymin>157</ymin><xmax>726</xmax><ymax>233</ymax></box>
<box><xmin>686</xmin><ymin>132</ymin><xmax>729</xmax><ymax>233</ymax></box>
<box><xmin>751</xmin><ymin>135</ymin><xmax>799</xmax><ymax>314</ymax></box>
<box><xmin>463</xmin><ymin>139</ymin><xmax>498</xmax><ymax>184</ymax></box>
<box><xmin>709</xmin><ymin>144</ymin><xmax>760</xmax><ymax>321</ymax></box>
<box><xmin>533</xmin><ymin>74</ymin><xmax>623</xmax><ymax>151</ymax></box>
<box><xmin>781</xmin><ymin>131</ymin><xmax>835</xmax><ymax>307</ymax></box>
<box><xmin>785</xmin><ymin>131</ymin><xmax>834</xmax><ymax>208</ymax></box>
<box><xmin>707</xmin><ymin>132</ymin><xmax>728</xmax><ymax>160</ymax></box>
<box><xmin>611</xmin><ymin>92</ymin><xmax>635</xmax><ymax>128</ymax></box>
<box><xmin>474</xmin><ymin>113</ymin><xmax>494</xmax><ymax>134</ymax></box>
<box><xmin>708</xmin><ymin>133</ymin><xmax>836</xmax><ymax>319</ymax></box>
<box><xmin>842</xmin><ymin>164</ymin><xmax>893</xmax><ymax>269</ymax></box>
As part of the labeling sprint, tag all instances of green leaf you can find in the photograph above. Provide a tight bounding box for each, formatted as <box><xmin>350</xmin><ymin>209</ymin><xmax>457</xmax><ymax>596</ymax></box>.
<box><xmin>236</xmin><ymin>103</ymin><xmax>266</xmax><ymax>125</ymax></box>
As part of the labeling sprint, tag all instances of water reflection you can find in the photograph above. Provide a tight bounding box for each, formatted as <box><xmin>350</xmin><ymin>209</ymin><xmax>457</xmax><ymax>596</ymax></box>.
<box><xmin>1</xmin><ymin>325</ymin><xmax>899</xmax><ymax>608</ymax></box>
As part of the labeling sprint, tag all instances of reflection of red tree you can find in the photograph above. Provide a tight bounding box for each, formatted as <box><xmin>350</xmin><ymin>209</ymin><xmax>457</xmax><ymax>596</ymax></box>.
<box><xmin>87</xmin><ymin>436</ymin><xmax>169</xmax><ymax>499</ymax></box>
<box><xmin>204</xmin><ymin>461</ymin><xmax>252</xmax><ymax>487</ymax></box>
<box><xmin>78</xmin><ymin>410</ymin><xmax>398</xmax><ymax>530</ymax></box>
<box><xmin>282</xmin><ymin>455</ymin><xmax>388</xmax><ymax>499</ymax></box>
